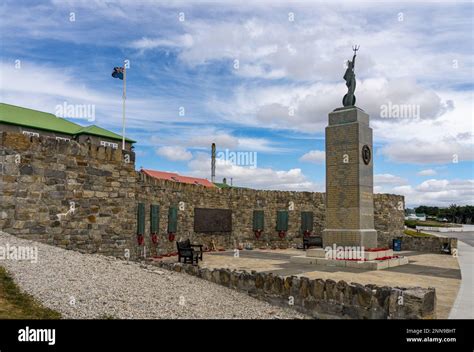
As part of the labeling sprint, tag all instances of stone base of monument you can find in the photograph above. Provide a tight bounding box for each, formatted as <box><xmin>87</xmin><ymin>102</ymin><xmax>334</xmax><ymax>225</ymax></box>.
<box><xmin>322</xmin><ymin>229</ymin><xmax>379</xmax><ymax>249</ymax></box>
<box><xmin>290</xmin><ymin>248</ymin><xmax>409</xmax><ymax>270</ymax></box>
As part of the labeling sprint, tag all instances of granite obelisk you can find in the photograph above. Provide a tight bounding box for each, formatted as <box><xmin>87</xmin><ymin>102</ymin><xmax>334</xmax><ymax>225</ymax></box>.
<box><xmin>322</xmin><ymin>46</ymin><xmax>377</xmax><ymax>248</ymax></box>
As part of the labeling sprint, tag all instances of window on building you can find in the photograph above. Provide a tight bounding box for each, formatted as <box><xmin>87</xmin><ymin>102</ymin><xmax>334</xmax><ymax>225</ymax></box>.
<box><xmin>55</xmin><ymin>137</ymin><xmax>71</xmax><ymax>142</ymax></box>
<box><xmin>100</xmin><ymin>140</ymin><xmax>118</xmax><ymax>149</ymax></box>
<box><xmin>22</xmin><ymin>131</ymin><xmax>39</xmax><ymax>137</ymax></box>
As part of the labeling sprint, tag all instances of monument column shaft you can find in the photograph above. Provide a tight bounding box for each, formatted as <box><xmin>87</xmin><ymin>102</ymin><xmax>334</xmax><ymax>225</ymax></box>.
<box><xmin>323</xmin><ymin>107</ymin><xmax>377</xmax><ymax>248</ymax></box>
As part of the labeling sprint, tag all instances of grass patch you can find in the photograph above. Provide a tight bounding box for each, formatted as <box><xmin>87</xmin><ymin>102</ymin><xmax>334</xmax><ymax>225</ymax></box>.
<box><xmin>403</xmin><ymin>229</ymin><xmax>435</xmax><ymax>238</ymax></box>
<box><xmin>0</xmin><ymin>266</ymin><xmax>61</xmax><ymax>319</ymax></box>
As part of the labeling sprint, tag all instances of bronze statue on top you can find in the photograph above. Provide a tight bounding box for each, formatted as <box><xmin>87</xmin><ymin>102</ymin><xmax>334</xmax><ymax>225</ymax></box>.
<box><xmin>343</xmin><ymin>45</ymin><xmax>359</xmax><ymax>107</ymax></box>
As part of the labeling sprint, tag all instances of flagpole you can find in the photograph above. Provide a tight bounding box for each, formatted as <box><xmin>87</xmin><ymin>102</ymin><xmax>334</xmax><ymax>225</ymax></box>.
<box><xmin>121</xmin><ymin>63</ymin><xmax>126</xmax><ymax>150</ymax></box>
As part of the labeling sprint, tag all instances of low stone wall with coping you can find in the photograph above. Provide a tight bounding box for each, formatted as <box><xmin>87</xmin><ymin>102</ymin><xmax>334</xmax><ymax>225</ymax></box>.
<box><xmin>400</xmin><ymin>236</ymin><xmax>458</xmax><ymax>253</ymax></box>
<box><xmin>155</xmin><ymin>261</ymin><xmax>436</xmax><ymax>319</ymax></box>
<box><xmin>378</xmin><ymin>231</ymin><xmax>458</xmax><ymax>254</ymax></box>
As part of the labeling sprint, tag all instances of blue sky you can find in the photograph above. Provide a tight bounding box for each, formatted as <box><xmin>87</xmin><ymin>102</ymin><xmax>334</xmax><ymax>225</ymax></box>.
<box><xmin>0</xmin><ymin>0</ymin><xmax>472</xmax><ymax>207</ymax></box>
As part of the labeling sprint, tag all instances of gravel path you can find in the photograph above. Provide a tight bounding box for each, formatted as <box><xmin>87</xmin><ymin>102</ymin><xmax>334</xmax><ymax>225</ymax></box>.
<box><xmin>0</xmin><ymin>232</ymin><xmax>307</xmax><ymax>319</ymax></box>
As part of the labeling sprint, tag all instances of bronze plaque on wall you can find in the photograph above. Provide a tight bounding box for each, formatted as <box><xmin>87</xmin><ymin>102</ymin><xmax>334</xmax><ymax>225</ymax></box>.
<box><xmin>194</xmin><ymin>208</ymin><xmax>232</xmax><ymax>233</ymax></box>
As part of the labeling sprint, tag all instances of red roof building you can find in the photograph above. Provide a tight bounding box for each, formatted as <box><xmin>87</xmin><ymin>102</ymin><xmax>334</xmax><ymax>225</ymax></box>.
<box><xmin>141</xmin><ymin>169</ymin><xmax>216</xmax><ymax>188</ymax></box>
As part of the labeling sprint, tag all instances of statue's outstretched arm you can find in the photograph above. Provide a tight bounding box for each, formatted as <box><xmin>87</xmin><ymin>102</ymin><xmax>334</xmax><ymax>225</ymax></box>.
<box><xmin>352</xmin><ymin>54</ymin><xmax>356</xmax><ymax>68</ymax></box>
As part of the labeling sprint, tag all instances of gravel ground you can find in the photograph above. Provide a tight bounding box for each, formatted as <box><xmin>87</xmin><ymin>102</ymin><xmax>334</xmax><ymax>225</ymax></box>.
<box><xmin>0</xmin><ymin>232</ymin><xmax>307</xmax><ymax>319</ymax></box>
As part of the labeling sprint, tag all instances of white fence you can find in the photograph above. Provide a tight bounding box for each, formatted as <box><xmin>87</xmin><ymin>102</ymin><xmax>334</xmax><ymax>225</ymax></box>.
<box><xmin>416</xmin><ymin>226</ymin><xmax>464</xmax><ymax>232</ymax></box>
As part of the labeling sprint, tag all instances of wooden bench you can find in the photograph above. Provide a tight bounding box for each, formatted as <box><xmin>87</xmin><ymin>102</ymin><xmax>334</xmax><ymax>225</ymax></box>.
<box><xmin>303</xmin><ymin>235</ymin><xmax>323</xmax><ymax>250</ymax></box>
<box><xmin>177</xmin><ymin>239</ymin><xmax>203</xmax><ymax>265</ymax></box>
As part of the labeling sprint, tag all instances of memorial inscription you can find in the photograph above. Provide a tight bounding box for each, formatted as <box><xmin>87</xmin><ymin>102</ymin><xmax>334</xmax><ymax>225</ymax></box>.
<box><xmin>194</xmin><ymin>208</ymin><xmax>232</xmax><ymax>233</ymax></box>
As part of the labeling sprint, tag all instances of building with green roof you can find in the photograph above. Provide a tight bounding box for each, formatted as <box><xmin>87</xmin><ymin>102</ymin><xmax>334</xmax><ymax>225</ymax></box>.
<box><xmin>0</xmin><ymin>103</ymin><xmax>135</xmax><ymax>150</ymax></box>
<box><xmin>213</xmin><ymin>177</ymin><xmax>248</xmax><ymax>189</ymax></box>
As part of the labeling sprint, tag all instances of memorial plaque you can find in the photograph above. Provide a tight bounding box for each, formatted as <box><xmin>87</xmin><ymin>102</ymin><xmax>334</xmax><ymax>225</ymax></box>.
<box><xmin>362</xmin><ymin>145</ymin><xmax>371</xmax><ymax>165</ymax></box>
<box><xmin>194</xmin><ymin>208</ymin><xmax>232</xmax><ymax>233</ymax></box>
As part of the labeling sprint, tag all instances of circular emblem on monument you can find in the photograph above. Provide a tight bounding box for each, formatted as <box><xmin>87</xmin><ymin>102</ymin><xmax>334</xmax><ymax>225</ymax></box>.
<box><xmin>362</xmin><ymin>145</ymin><xmax>371</xmax><ymax>165</ymax></box>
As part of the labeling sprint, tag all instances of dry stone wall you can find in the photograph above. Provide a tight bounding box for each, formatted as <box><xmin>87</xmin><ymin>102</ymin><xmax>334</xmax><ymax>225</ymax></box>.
<box><xmin>0</xmin><ymin>132</ymin><xmax>136</xmax><ymax>257</ymax></box>
<box><xmin>157</xmin><ymin>261</ymin><xmax>437</xmax><ymax>319</ymax></box>
<box><xmin>136</xmin><ymin>172</ymin><xmax>326</xmax><ymax>254</ymax></box>
<box><xmin>1</xmin><ymin>132</ymin><xmax>405</xmax><ymax>259</ymax></box>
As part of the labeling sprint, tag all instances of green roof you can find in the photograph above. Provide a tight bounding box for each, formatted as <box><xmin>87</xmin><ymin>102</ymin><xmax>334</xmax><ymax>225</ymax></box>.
<box><xmin>213</xmin><ymin>182</ymin><xmax>247</xmax><ymax>189</ymax></box>
<box><xmin>0</xmin><ymin>103</ymin><xmax>135</xmax><ymax>143</ymax></box>
<box><xmin>76</xmin><ymin>125</ymin><xmax>131</xmax><ymax>142</ymax></box>
<box><xmin>213</xmin><ymin>182</ymin><xmax>231</xmax><ymax>189</ymax></box>
<box><xmin>0</xmin><ymin>103</ymin><xmax>81</xmax><ymax>134</ymax></box>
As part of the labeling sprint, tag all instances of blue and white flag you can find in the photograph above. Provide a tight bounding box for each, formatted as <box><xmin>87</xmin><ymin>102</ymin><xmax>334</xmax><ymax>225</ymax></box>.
<box><xmin>111</xmin><ymin>67</ymin><xmax>124</xmax><ymax>80</ymax></box>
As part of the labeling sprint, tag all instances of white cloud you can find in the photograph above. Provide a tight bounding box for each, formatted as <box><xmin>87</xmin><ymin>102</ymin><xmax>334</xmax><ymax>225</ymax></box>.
<box><xmin>160</xmin><ymin>10</ymin><xmax>471</xmax><ymax>87</ymax></box>
<box><xmin>1</xmin><ymin>1</ymin><xmax>471</xmax><ymax>204</ymax></box>
<box><xmin>299</xmin><ymin>150</ymin><xmax>325</xmax><ymax>164</ymax></box>
<box><xmin>156</xmin><ymin>146</ymin><xmax>192</xmax><ymax>161</ymax></box>
<box><xmin>0</xmin><ymin>63</ymin><xmax>111</xmax><ymax>105</ymax></box>
<box><xmin>374</xmin><ymin>173</ymin><xmax>407</xmax><ymax>186</ymax></box>
<box><xmin>147</xmin><ymin>127</ymin><xmax>287</xmax><ymax>154</ymax></box>
<box><xmin>188</xmin><ymin>152</ymin><xmax>321</xmax><ymax>191</ymax></box>
<box><xmin>374</xmin><ymin>91</ymin><xmax>473</xmax><ymax>164</ymax></box>
<box><xmin>208</xmin><ymin>77</ymin><xmax>453</xmax><ymax>134</ymax></box>
<box><xmin>0</xmin><ymin>62</ymin><xmax>190</xmax><ymax>133</ymax></box>
<box><xmin>392</xmin><ymin>179</ymin><xmax>474</xmax><ymax>207</ymax></box>
<box><xmin>417</xmin><ymin>169</ymin><xmax>437</xmax><ymax>176</ymax></box>
<box><xmin>1</xmin><ymin>61</ymin><xmax>269</xmax><ymax>157</ymax></box>
<box><xmin>128</xmin><ymin>35</ymin><xmax>193</xmax><ymax>51</ymax></box>
<box><xmin>380</xmin><ymin>138</ymin><xmax>473</xmax><ymax>164</ymax></box>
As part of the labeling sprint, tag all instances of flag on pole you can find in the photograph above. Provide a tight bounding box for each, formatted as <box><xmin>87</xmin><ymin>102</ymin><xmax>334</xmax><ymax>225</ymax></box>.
<box><xmin>111</xmin><ymin>67</ymin><xmax>124</xmax><ymax>80</ymax></box>
<box><xmin>111</xmin><ymin>64</ymin><xmax>127</xmax><ymax>150</ymax></box>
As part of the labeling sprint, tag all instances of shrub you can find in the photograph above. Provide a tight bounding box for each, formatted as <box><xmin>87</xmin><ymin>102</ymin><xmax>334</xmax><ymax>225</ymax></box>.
<box><xmin>403</xmin><ymin>229</ymin><xmax>433</xmax><ymax>238</ymax></box>
<box><xmin>404</xmin><ymin>220</ymin><xmax>417</xmax><ymax>229</ymax></box>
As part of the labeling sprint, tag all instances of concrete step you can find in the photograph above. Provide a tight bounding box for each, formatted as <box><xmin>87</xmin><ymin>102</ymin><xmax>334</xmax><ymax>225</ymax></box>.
<box><xmin>307</xmin><ymin>248</ymin><xmax>395</xmax><ymax>261</ymax></box>
<box><xmin>290</xmin><ymin>255</ymin><xmax>409</xmax><ymax>270</ymax></box>
<box><xmin>306</xmin><ymin>248</ymin><xmax>326</xmax><ymax>258</ymax></box>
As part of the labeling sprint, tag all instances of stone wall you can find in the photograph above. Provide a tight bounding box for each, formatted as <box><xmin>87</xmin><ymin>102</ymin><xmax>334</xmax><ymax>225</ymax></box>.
<box><xmin>137</xmin><ymin>174</ymin><xmax>406</xmax><ymax>256</ymax></box>
<box><xmin>373</xmin><ymin>193</ymin><xmax>458</xmax><ymax>253</ymax></box>
<box><xmin>1</xmin><ymin>131</ymin><xmax>406</xmax><ymax>259</ymax></box>
<box><xmin>399</xmin><ymin>236</ymin><xmax>458</xmax><ymax>253</ymax></box>
<box><xmin>136</xmin><ymin>172</ymin><xmax>325</xmax><ymax>255</ymax></box>
<box><xmin>0</xmin><ymin>132</ymin><xmax>137</xmax><ymax>257</ymax></box>
<box><xmin>374</xmin><ymin>193</ymin><xmax>405</xmax><ymax>247</ymax></box>
<box><xmin>156</xmin><ymin>261</ymin><xmax>437</xmax><ymax>319</ymax></box>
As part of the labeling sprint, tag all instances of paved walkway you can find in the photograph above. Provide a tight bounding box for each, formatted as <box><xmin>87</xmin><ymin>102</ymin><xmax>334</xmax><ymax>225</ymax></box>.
<box><xmin>209</xmin><ymin>250</ymin><xmax>461</xmax><ymax>279</ymax></box>
<box><xmin>425</xmin><ymin>230</ymin><xmax>474</xmax><ymax>319</ymax></box>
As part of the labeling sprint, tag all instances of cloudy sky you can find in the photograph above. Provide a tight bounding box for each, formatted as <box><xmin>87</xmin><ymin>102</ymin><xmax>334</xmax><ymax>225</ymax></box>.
<box><xmin>0</xmin><ymin>0</ymin><xmax>472</xmax><ymax>207</ymax></box>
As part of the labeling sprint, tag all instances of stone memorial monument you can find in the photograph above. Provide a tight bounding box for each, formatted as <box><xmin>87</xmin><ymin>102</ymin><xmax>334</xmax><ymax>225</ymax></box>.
<box><xmin>322</xmin><ymin>45</ymin><xmax>378</xmax><ymax>249</ymax></box>
<box><xmin>290</xmin><ymin>46</ymin><xmax>409</xmax><ymax>269</ymax></box>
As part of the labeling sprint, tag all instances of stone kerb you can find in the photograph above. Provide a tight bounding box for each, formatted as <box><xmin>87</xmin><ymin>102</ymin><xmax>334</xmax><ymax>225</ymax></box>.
<box><xmin>156</xmin><ymin>261</ymin><xmax>436</xmax><ymax>319</ymax></box>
